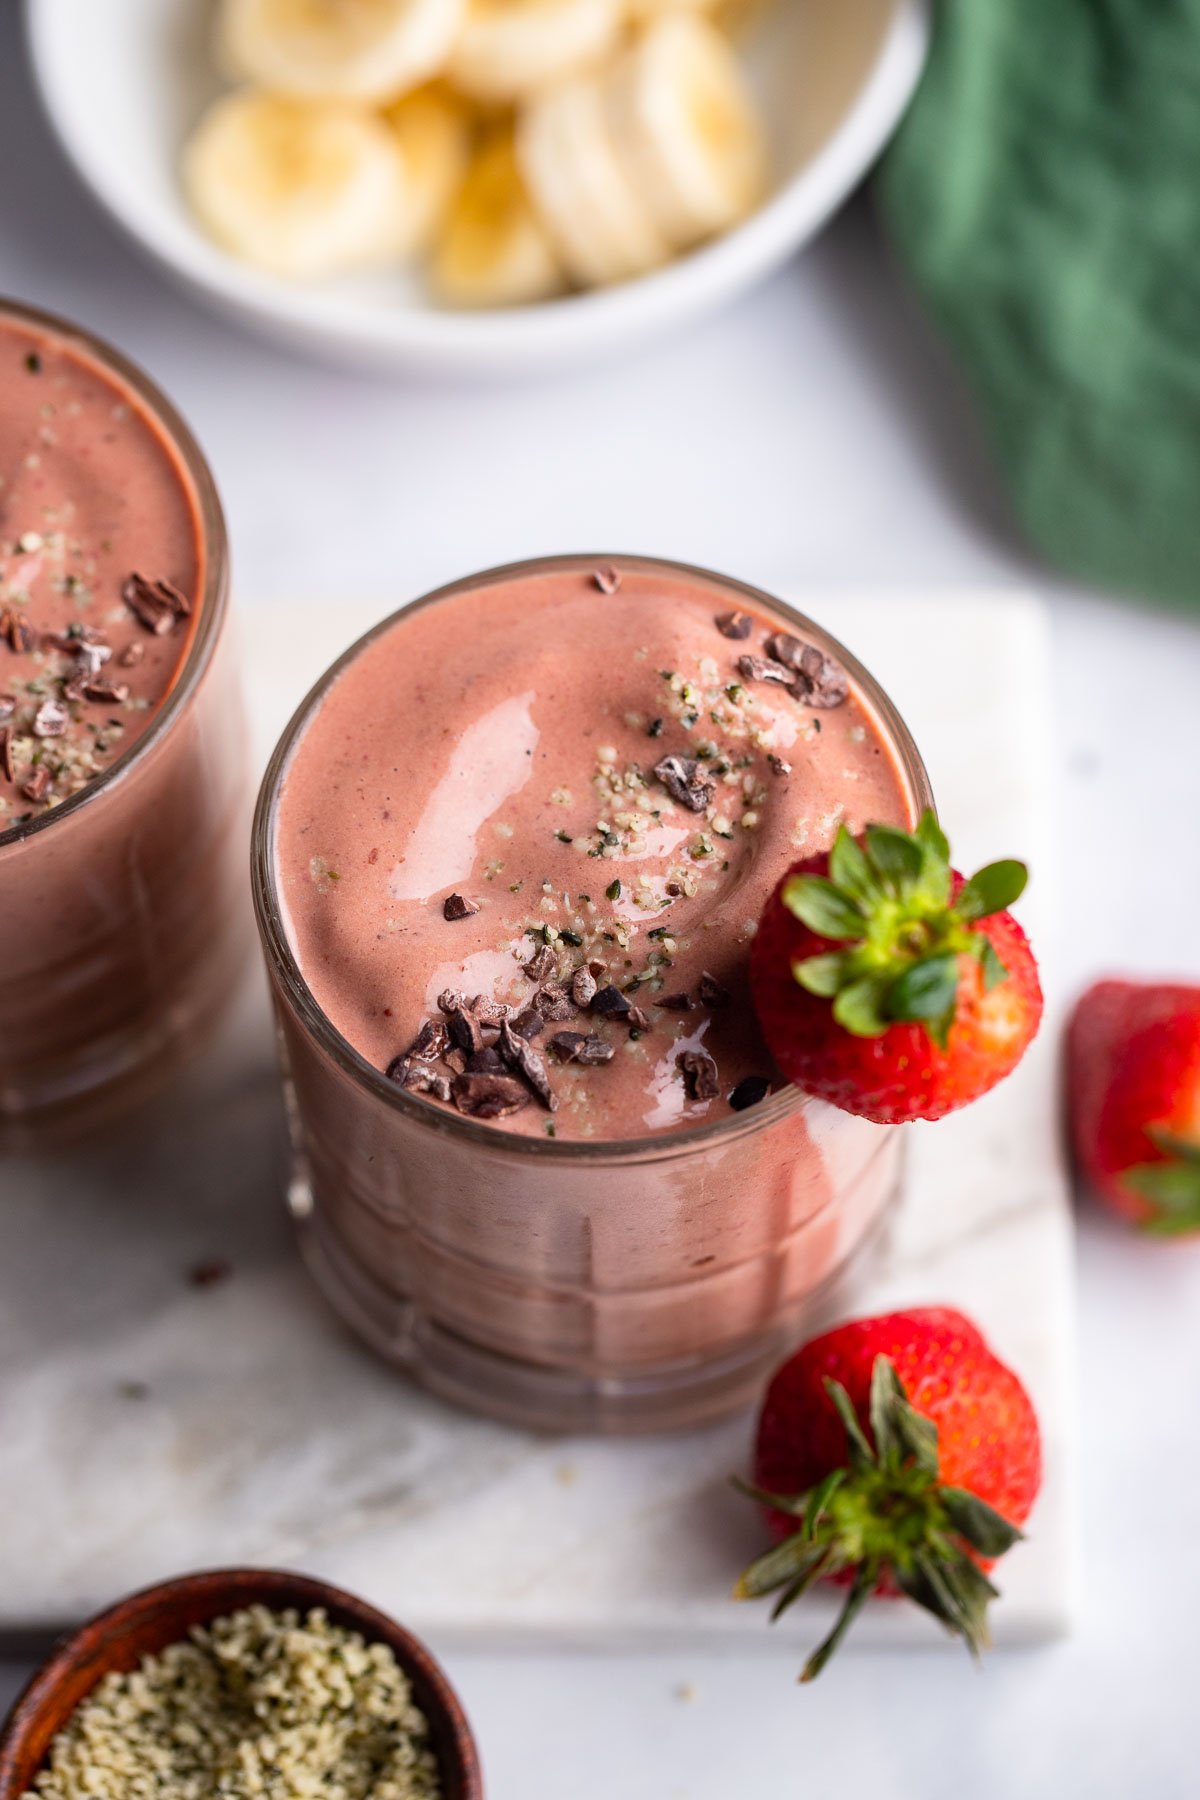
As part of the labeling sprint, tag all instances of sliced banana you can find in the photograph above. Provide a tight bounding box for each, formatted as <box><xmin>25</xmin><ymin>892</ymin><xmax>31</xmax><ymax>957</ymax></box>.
<box><xmin>518</xmin><ymin>75</ymin><xmax>671</xmax><ymax>286</ymax></box>
<box><xmin>217</xmin><ymin>0</ymin><xmax>463</xmax><ymax>103</ymax></box>
<box><xmin>184</xmin><ymin>90</ymin><xmax>410</xmax><ymax>280</ymax></box>
<box><xmin>447</xmin><ymin>0</ymin><xmax>624</xmax><ymax>104</ymax></box>
<box><xmin>384</xmin><ymin>84</ymin><xmax>475</xmax><ymax>256</ymax></box>
<box><xmin>431</xmin><ymin>131</ymin><xmax>567</xmax><ymax>307</ymax></box>
<box><xmin>603</xmin><ymin>16</ymin><xmax>766</xmax><ymax>250</ymax></box>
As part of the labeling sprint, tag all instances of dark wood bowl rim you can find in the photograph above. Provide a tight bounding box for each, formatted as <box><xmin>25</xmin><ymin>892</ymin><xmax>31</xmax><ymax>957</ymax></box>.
<box><xmin>0</xmin><ymin>1568</ymin><xmax>483</xmax><ymax>1800</ymax></box>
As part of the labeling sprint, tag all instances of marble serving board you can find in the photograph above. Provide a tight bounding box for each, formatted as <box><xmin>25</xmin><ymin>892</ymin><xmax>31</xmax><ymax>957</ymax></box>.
<box><xmin>0</xmin><ymin>588</ymin><xmax>1078</xmax><ymax>1649</ymax></box>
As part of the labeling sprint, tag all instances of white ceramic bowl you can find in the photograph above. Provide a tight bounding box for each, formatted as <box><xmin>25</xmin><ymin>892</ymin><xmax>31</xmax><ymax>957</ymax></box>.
<box><xmin>26</xmin><ymin>0</ymin><xmax>928</xmax><ymax>374</ymax></box>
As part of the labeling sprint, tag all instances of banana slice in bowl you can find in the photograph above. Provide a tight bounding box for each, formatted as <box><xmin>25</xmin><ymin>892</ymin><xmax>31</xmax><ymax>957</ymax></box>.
<box><xmin>603</xmin><ymin>16</ymin><xmax>767</xmax><ymax>250</ymax></box>
<box><xmin>446</xmin><ymin>0</ymin><xmax>626</xmax><ymax>104</ymax></box>
<box><xmin>182</xmin><ymin>90</ymin><xmax>411</xmax><ymax>280</ymax></box>
<box><xmin>431</xmin><ymin>130</ymin><xmax>568</xmax><ymax>307</ymax></box>
<box><xmin>517</xmin><ymin>75</ymin><xmax>672</xmax><ymax>286</ymax></box>
<box><xmin>218</xmin><ymin>0</ymin><xmax>463</xmax><ymax>102</ymax></box>
<box><xmin>384</xmin><ymin>84</ymin><xmax>476</xmax><ymax>256</ymax></box>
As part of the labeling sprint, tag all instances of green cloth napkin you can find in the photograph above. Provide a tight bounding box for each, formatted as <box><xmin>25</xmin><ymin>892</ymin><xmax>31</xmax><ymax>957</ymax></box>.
<box><xmin>878</xmin><ymin>0</ymin><xmax>1200</xmax><ymax>609</ymax></box>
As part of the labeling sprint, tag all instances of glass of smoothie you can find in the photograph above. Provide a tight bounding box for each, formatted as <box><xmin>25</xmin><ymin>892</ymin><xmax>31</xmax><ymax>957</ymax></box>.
<box><xmin>253</xmin><ymin>556</ymin><xmax>932</xmax><ymax>1433</ymax></box>
<box><xmin>0</xmin><ymin>299</ymin><xmax>245</xmax><ymax>1145</ymax></box>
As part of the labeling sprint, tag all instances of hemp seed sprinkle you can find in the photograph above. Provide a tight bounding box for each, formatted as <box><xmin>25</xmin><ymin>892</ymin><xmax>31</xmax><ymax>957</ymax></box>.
<box><xmin>21</xmin><ymin>1604</ymin><xmax>442</xmax><ymax>1800</ymax></box>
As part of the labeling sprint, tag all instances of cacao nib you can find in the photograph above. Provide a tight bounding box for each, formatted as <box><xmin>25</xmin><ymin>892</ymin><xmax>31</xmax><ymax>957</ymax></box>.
<box><xmin>679</xmin><ymin>1048</ymin><xmax>720</xmax><ymax>1101</ymax></box>
<box><xmin>32</xmin><ymin>699</ymin><xmax>68</xmax><ymax>738</ymax></box>
<box><xmin>451</xmin><ymin>1071</ymin><xmax>531</xmax><ymax>1119</ymax></box>
<box><xmin>736</xmin><ymin>653</ymin><xmax>794</xmax><ymax>689</ymax></box>
<box><xmin>20</xmin><ymin>765</ymin><xmax>51</xmax><ymax>803</ymax></box>
<box><xmin>466</xmin><ymin>994</ymin><xmax>510</xmax><ymax>1026</ymax></box>
<box><xmin>764</xmin><ymin>634</ymin><xmax>849</xmax><ymax>708</ymax></box>
<box><xmin>570</xmin><ymin>966</ymin><xmax>598</xmax><ymax>1008</ymax></box>
<box><xmin>524</xmin><ymin>943</ymin><xmax>557</xmax><ymax>984</ymax></box>
<box><xmin>729</xmin><ymin>1075</ymin><xmax>771</xmax><ymax>1111</ymax></box>
<box><xmin>407</xmin><ymin>1018</ymin><xmax>448</xmax><ymax>1062</ymax></box>
<box><xmin>653</xmin><ymin>754</ymin><xmax>715</xmax><ymax>814</ymax></box>
<box><xmin>122</xmin><ymin>572</ymin><xmax>191</xmax><ymax>634</ymax></box>
<box><xmin>443</xmin><ymin>892</ymin><xmax>480</xmax><ymax>921</ymax></box>
<box><xmin>549</xmin><ymin>1032</ymin><xmax>615</xmax><ymax>1065</ymax></box>
<box><xmin>533</xmin><ymin>983</ymin><xmax>576</xmax><ymax>1021</ymax></box>
<box><xmin>590</xmin><ymin>984</ymin><xmax>632</xmax><ymax>1018</ymax></box>
<box><xmin>402</xmin><ymin>1066</ymin><xmax>452</xmax><ymax>1103</ymax></box>
<box><xmin>499</xmin><ymin>1019</ymin><xmax>557</xmax><ymax>1109</ymax></box>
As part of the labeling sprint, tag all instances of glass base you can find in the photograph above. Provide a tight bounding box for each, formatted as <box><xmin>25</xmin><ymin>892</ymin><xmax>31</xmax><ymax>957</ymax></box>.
<box><xmin>290</xmin><ymin>1150</ymin><xmax>901</xmax><ymax>1436</ymax></box>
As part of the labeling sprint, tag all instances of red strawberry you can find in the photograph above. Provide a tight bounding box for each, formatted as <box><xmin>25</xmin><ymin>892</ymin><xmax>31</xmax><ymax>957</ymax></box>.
<box><xmin>1067</xmin><ymin>979</ymin><xmax>1200</xmax><ymax>1235</ymax></box>
<box><xmin>750</xmin><ymin>811</ymin><xmax>1043</xmax><ymax>1123</ymax></box>
<box><xmin>736</xmin><ymin>1308</ymin><xmax>1041</xmax><ymax>1680</ymax></box>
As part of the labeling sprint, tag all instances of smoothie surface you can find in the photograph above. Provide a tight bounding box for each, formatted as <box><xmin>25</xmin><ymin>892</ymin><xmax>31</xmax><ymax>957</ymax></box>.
<box><xmin>0</xmin><ymin>317</ymin><xmax>202</xmax><ymax>830</ymax></box>
<box><xmin>274</xmin><ymin>565</ymin><xmax>916</xmax><ymax>1140</ymax></box>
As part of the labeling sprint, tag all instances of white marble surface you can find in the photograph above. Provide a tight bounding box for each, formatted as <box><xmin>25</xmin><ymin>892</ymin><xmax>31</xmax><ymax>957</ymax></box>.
<box><xmin>1</xmin><ymin>592</ymin><xmax>1075</xmax><ymax>1648</ymax></box>
<box><xmin>3</xmin><ymin>3</ymin><xmax>1200</xmax><ymax>1792</ymax></box>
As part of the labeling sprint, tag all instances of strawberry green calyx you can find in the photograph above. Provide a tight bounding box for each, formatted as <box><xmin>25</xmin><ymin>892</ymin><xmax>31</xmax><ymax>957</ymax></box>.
<box><xmin>784</xmin><ymin>810</ymin><xmax>1028</xmax><ymax>1045</ymax></box>
<box><xmin>1125</xmin><ymin>1128</ymin><xmax>1200</xmax><ymax>1236</ymax></box>
<box><xmin>733</xmin><ymin>1355</ymin><xmax>1023</xmax><ymax>1681</ymax></box>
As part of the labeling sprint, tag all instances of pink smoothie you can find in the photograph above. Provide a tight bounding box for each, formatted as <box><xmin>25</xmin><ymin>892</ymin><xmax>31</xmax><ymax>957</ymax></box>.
<box><xmin>0</xmin><ymin>304</ymin><xmax>245</xmax><ymax>1142</ymax></box>
<box><xmin>274</xmin><ymin>564</ymin><xmax>913</xmax><ymax>1142</ymax></box>
<box><xmin>0</xmin><ymin>321</ymin><xmax>201</xmax><ymax>823</ymax></box>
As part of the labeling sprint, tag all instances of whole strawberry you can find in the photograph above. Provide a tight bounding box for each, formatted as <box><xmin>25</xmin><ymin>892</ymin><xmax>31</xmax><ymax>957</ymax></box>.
<box><xmin>750</xmin><ymin>810</ymin><xmax>1042</xmax><ymax>1122</ymax></box>
<box><xmin>736</xmin><ymin>1308</ymin><xmax>1041</xmax><ymax>1680</ymax></box>
<box><xmin>1068</xmin><ymin>979</ymin><xmax>1200</xmax><ymax>1235</ymax></box>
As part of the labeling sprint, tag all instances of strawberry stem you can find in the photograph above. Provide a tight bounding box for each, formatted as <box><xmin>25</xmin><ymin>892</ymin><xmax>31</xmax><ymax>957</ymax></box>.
<box><xmin>1125</xmin><ymin>1127</ymin><xmax>1200</xmax><ymax>1235</ymax></box>
<box><xmin>733</xmin><ymin>1355</ymin><xmax>1024</xmax><ymax>1679</ymax></box>
<box><xmin>784</xmin><ymin>811</ymin><xmax>1028</xmax><ymax>1045</ymax></box>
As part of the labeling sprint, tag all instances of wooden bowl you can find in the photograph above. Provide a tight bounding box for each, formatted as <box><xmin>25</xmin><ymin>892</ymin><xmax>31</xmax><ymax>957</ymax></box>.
<box><xmin>0</xmin><ymin>1568</ymin><xmax>483</xmax><ymax>1799</ymax></box>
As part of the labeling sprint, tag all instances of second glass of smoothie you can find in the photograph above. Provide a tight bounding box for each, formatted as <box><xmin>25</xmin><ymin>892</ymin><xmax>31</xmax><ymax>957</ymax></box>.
<box><xmin>254</xmin><ymin>556</ymin><xmax>931</xmax><ymax>1432</ymax></box>
<box><xmin>0</xmin><ymin>300</ymin><xmax>246</xmax><ymax>1145</ymax></box>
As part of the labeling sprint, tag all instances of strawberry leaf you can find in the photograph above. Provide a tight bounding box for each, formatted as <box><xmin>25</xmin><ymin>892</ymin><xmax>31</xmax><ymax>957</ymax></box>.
<box><xmin>829</xmin><ymin>827</ymin><xmax>878</xmax><ymax>908</ymax></box>
<box><xmin>869</xmin><ymin>1354</ymin><xmax>905</xmax><ymax>1467</ymax></box>
<box><xmin>823</xmin><ymin>1376</ymin><xmax>875</xmax><ymax>1467</ymax></box>
<box><xmin>1124</xmin><ymin>1157</ymin><xmax>1200</xmax><ymax>1233</ymax></box>
<box><xmin>792</xmin><ymin>951</ymin><xmax>846</xmax><ymax>998</ymax></box>
<box><xmin>916</xmin><ymin>811</ymin><xmax>950</xmax><ymax>863</ymax></box>
<box><xmin>769</xmin><ymin>1547</ymin><xmax>838</xmax><ymax>1621</ymax></box>
<box><xmin>803</xmin><ymin>1469</ymin><xmax>846</xmax><ymax>1541</ymax></box>
<box><xmin>832</xmin><ymin>976</ymin><xmax>890</xmax><ymax>1038</ymax></box>
<box><xmin>978</xmin><ymin>938</ymin><xmax>1009</xmax><ymax>991</ymax></box>
<box><xmin>887</xmin><ymin>953</ymin><xmax>959</xmax><ymax>1026</ymax></box>
<box><xmin>864</xmin><ymin>823</ymin><xmax>924</xmax><ymax>891</ymax></box>
<box><xmin>782</xmin><ymin>874</ymin><xmax>865</xmax><ymax>942</ymax></box>
<box><xmin>892</xmin><ymin>1397</ymin><xmax>939</xmax><ymax>1476</ymax></box>
<box><xmin>940</xmin><ymin>1487</ymin><xmax>1024</xmax><ymax>1556</ymax></box>
<box><xmin>956</xmin><ymin>859</ymin><xmax>1028</xmax><ymax>921</ymax></box>
<box><xmin>735</xmin><ymin>1533</ymin><xmax>829</xmax><ymax>1600</ymax></box>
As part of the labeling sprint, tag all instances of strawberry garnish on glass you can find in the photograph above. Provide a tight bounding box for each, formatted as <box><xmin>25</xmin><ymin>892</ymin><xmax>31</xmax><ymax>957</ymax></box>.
<box><xmin>1068</xmin><ymin>979</ymin><xmax>1200</xmax><ymax>1235</ymax></box>
<box><xmin>750</xmin><ymin>810</ymin><xmax>1043</xmax><ymax>1122</ymax></box>
<box><xmin>735</xmin><ymin>1309</ymin><xmax>1041</xmax><ymax>1681</ymax></box>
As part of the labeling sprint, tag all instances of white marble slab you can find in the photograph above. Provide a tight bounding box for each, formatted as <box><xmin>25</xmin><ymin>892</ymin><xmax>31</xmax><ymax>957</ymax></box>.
<box><xmin>0</xmin><ymin>589</ymin><xmax>1078</xmax><ymax>1649</ymax></box>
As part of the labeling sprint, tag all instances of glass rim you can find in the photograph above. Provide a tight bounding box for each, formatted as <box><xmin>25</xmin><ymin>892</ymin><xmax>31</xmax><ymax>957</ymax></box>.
<box><xmin>251</xmin><ymin>553</ymin><xmax>935</xmax><ymax>1164</ymax></box>
<box><xmin>0</xmin><ymin>296</ymin><xmax>229</xmax><ymax>851</ymax></box>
